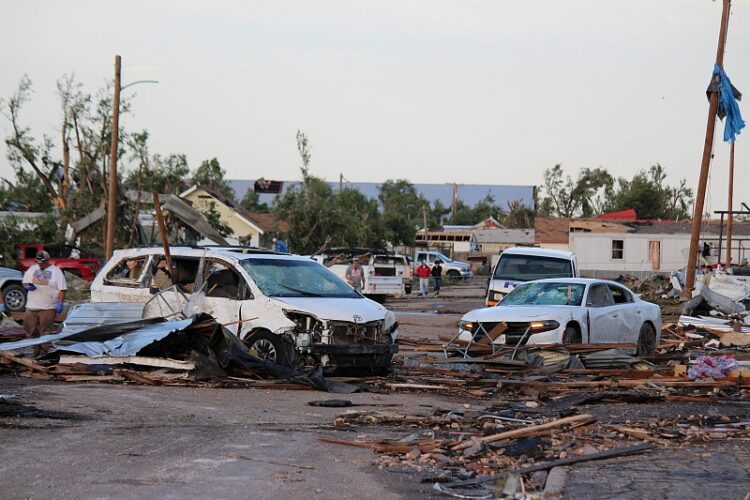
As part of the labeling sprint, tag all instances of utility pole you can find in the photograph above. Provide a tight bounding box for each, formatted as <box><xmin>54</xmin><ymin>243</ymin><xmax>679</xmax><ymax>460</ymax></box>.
<box><xmin>339</xmin><ymin>173</ymin><xmax>343</xmax><ymax>193</ymax></box>
<box><xmin>422</xmin><ymin>204</ymin><xmax>429</xmax><ymax>231</ymax></box>
<box><xmin>726</xmin><ymin>140</ymin><xmax>735</xmax><ymax>265</ymax></box>
<box><xmin>682</xmin><ymin>0</ymin><xmax>732</xmax><ymax>299</ymax></box>
<box><xmin>105</xmin><ymin>55</ymin><xmax>122</xmax><ymax>260</ymax></box>
<box><xmin>450</xmin><ymin>183</ymin><xmax>458</xmax><ymax>223</ymax></box>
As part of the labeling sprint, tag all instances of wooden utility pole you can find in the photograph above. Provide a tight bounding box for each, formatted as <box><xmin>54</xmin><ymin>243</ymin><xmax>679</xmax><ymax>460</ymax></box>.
<box><xmin>682</xmin><ymin>0</ymin><xmax>732</xmax><ymax>299</ymax></box>
<box><xmin>105</xmin><ymin>55</ymin><xmax>122</xmax><ymax>260</ymax></box>
<box><xmin>450</xmin><ymin>183</ymin><xmax>458</xmax><ymax>223</ymax></box>
<box><xmin>422</xmin><ymin>204</ymin><xmax>429</xmax><ymax>231</ymax></box>
<box><xmin>152</xmin><ymin>192</ymin><xmax>174</xmax><ymax>275</ymax></box>
<box><xmin>726</xmin><ymin>140</ymin><xmax>735</xmax><ymax>265</ymax></box>
<box><xmin>339</xmin><ymin>173</ymin><xmax>343</xmax><ymax>193</ymax></box>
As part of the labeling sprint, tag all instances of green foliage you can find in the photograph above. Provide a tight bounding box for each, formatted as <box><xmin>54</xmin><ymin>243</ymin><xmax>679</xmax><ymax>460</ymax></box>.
<box><xmin>609</xmin><ymin>164</ymin><xmax>692</xmax><ymax>220</ymax></box>
<box><xmin>539</xmin><ymin>165</ymin><xmax>614</xmax><ymax>217</ymax></box>
<box><xmin>0</xmin><ymin>215</ymin><xmax>65</xmax><ymax>267</ymax></box>
<box><xmin>539</xmin><ymin>164</ymin><xmax>692</xmax><ymax>220</ymax></box>
<box><xmin>191</xmin><ymin>158</ymin><xmax>234</xmax><ymax>198</ymax></box>
<box><xmin>240</xmin><ymin>189</ymin><xmax>270</xmax><ymax>213</ymax></box>
<box><xmin>378</xmin><ymin>179</ymin><xmax>426</xmax><ymax>244</ymax></box>
<box><xmin>0</xmin><ymin>167</ymin><xmax>50</xmax><ymax>212</ymax></box>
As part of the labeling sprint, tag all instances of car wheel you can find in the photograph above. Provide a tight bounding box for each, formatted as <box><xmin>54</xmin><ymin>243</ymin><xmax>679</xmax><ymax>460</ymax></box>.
<box><xmin>245</xmin><ymin>331</ymin><xmax>293</xmax><ymax>366</ymax></box>
<box><xmin>446</xmin><ymin>270</ymin><xmax>460</xmax><ymax>278</ymax></box>
<box><xmin>3</xmin><ymin>284</ymin><xmax>27</xmax><ymax>312</ymax></box>
<box><xmin>637</xmin><ymin>323</ymin><xmax>657</xmax><ymax>357</ymax></box>
<box><xmin>562</xmin><ymin>326</ymin><xmax>581</xmax><ymax>344</ymax></box>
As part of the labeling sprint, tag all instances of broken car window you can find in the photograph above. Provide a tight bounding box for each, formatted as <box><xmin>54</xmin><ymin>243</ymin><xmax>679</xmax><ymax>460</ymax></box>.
<box><xmin>240</xmin><ymin>258</ymin><xmax>361</xmax><ymax>298</ymax></box>
<box><xmin>501</xmin><ymin>282</ymin><xmax>584</xmax><ymax>306</ymax></box>
<box><xmin>608</xmin><ymin>285</ymin><xmax>633</xmax><ymax>304</ymax></box>
<box><xmin>586</xmin><ymin>284</ymin><xmax>614</xmax><ymax>307</ymax></box>
<box><xmin>203</xmin><ymin>260</ymin><xmax>245</xmax><ymax>299</ymax></box>
<box><xmin>105</xmin><ymin>257</ymin><xmax>149</xmax><ymax>286</ymax></box>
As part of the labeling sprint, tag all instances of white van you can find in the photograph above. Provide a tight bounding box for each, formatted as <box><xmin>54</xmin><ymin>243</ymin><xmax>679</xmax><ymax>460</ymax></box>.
<box><xmin>90</xmin><ymin>247</ymin><xmax>398</xmax><ymax>373</ymax></box>
<box><xmin>486</xmin><ymin>247</ymin><xmax>578</xmax><ymax>306</ymax></box>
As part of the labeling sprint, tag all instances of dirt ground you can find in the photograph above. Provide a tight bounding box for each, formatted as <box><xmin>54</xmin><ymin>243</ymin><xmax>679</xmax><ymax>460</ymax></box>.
<box><xmin>2</xmin><ymin>278</ymin><xmax>749</xmax><ymax>499</ymax></box>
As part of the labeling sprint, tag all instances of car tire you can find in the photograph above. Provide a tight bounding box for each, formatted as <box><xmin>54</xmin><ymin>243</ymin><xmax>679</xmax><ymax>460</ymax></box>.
<box><xmin>446</xmin><ymin>270</ymin><xmax>460</xmax><ymax>278</ymax></box>
<box><xmin>245</xmin><ymin>330</ymin><xmax>294</xmax><ymax>366</ymax></box>
<box><xmin>3</xmin><ymin>284</ymin><xmax>27</xmax><ymax>312</ymax></box>
<box><xmin>562</xmin><ymin>326</ymin><xmax>581</xmax><ymax>344</ymax></box>
<box><xmin>636</xmin><ymin>323</ymin><xmax>657</xmax><ymax>357</ymax></box>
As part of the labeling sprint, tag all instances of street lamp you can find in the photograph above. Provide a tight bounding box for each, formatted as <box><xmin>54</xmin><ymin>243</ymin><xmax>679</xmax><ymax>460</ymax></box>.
<box><xmin>105</xmin><ymin>55</ymin><xmax>158</xmax><ymax>259</ymax></box>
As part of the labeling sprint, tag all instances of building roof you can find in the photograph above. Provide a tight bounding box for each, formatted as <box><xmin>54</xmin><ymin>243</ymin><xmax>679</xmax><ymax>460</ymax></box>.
<box><xmin>534</xmin><ymin>217</ymin><xmax>571</xmax><ymax>244</ymax></box>
<box><xmin>180</xmin><ymin>185</ymin><xmax>289</xmax><ymax>234</ymax></box>
<box><xmin>597</xmin><ymin>209</ymin><xmax>638</xmax><ymax>221</ymax></box>
<box><xmin>631</xmin><ymin>221</ymin><xmax>750</xmax><ymax>236</ymax></box>
<box><xmin>228</xmin><ymin>179</ymin><xmax>535</xmax><ymax>210</ymax></box>
<box><xmin>473</xmin><ymin>228</ymin><xmax>534</xmax><ymax>244</ymax></box>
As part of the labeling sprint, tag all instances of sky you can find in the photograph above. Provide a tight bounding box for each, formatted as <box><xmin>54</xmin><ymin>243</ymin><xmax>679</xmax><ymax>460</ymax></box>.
<box><xmin>1</xmin><ymin>0</ymin><xmax>749</xmax><ymax>212</ymax></box>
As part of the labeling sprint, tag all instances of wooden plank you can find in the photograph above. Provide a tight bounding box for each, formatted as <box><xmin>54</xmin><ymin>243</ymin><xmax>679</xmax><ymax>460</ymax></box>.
<box><xmin>0</xmin><ymin>352</ymin><xmax>49</xmax><ymax>372</ymax></box>
<box><xmin>58</xmin><ymin>355</ymin><xmax>195</xmax><ymax>371</ymax></box>
<box><xmin>451</xmin><ymin>413</ymin><xmax>596</xmax><ymax>451</ymax></box>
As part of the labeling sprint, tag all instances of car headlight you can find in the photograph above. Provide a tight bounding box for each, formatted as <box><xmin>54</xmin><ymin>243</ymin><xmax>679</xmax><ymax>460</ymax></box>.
<box><xmin>460</xmin><ymin>320</ymin><xmax>476</xmax><ymax>332</ymax></box>
<box><xmin>492</xmin><ymin>291</ymin><xmax>505</xmax><ymax>302</ymax></box>
<box><xmin>528</xmin><ymin>320</ymin><xmax>560</xmax><ymax>333</ymax></box>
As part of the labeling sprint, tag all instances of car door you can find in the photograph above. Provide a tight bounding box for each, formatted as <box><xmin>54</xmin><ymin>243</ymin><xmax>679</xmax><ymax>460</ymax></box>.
<box><xmin>585</xmin><ymin>283</ymin><xmax>618</xmax><ymax>343</ymax></box>
<box><xmin>192</xmin><ymin>257</ymin><xmax>251</xmax><ymax>335</ymax></box>
<box><xmin>607</xmin><ymin>284</ymin><xmax>641</xmax><ymax>343</ymax></box>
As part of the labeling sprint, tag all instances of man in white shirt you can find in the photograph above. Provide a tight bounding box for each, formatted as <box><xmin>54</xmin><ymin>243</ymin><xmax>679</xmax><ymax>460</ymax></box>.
<box><xmin>22</xmin><ymin>251</ymin><xmax>67</xmax><ymax>337</ymax></box>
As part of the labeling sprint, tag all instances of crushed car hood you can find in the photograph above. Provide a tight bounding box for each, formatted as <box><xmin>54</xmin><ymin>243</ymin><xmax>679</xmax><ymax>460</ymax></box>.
<box><xmin>463</xmin><ymin>305</ymin><xmax>577</xmax><ymax>323</ymax></box>
<box><xmin>273</xmin><ymin>297</ymin><xmax>388</xmax><ymax>323</ymax></box>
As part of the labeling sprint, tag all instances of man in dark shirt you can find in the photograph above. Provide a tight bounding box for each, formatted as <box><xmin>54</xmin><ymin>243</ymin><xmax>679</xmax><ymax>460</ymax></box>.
<box><xmin>431</xmin><ymin>260</ymin><xmax>443</xmax><ymax>296</ymax></box>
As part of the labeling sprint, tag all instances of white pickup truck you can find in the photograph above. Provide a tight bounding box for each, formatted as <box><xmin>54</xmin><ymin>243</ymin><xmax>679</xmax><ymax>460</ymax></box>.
<box><xmin>486</xmin><ymin>247</ymin><xmax>579</xmax><ymax>306</ymax></box>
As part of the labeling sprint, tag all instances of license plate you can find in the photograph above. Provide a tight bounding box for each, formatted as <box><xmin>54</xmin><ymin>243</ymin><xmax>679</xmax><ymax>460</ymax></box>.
<box><xmin>495</xmin><ymin>334</ymin><xmax>507</xmax><ymax>345</ymax></box>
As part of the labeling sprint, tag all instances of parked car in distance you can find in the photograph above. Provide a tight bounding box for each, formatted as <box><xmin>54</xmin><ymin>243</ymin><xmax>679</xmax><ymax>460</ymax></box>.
<box><xmin>15</xmin><ymin>243</ymin><xmax>101</xmax><ymax>281</ymax></box>
<box><xmin>414</xmin><ymin>250</ymin><xmax>472</xmax><ymax>278</ymax></box>
<box><xmin>458</xmin><ymin>278</ymin><xmax>661</xmax><ymax>356</ymax></box>
<box><xmin>486</xmin><ymin>247</ymin><xmax>578</xmax><ymax>306</ymax></box>
<box><xmin>0</xmin><ymin>267</ymin><xmax>26</xmax><ymax>312</ymax></box>
<box><xmin>91</xmin><ymin>246</ymin><xmax>398</xmax><ymax>373</ymax></box>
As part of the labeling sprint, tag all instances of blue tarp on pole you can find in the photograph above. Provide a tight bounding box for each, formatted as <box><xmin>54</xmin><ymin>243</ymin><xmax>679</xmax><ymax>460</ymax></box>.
<box><xmin>713</xmin><ymin>64</ymin><xmax>745</xmax><ymax>142</ymax></box>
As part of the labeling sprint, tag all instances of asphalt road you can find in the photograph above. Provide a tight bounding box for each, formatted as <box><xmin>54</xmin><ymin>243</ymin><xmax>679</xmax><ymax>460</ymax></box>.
<box><xmin>2</xmin><ymin>278</ymin><xmax>749</xmax><ymax>499</ymax></box>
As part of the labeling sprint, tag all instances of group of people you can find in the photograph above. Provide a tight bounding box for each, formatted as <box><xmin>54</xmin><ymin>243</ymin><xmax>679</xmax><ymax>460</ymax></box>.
<box><xmin>415</xmin><ymin>259</ymin><xmax>443</xmax><ymax>296</ymax></box>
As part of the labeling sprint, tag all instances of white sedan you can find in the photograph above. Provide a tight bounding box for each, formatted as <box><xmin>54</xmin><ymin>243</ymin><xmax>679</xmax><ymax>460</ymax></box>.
<box><xmin>458</xmin><ymin>278</ymin><xmax>661</xmax><ymax>355</ymax></box>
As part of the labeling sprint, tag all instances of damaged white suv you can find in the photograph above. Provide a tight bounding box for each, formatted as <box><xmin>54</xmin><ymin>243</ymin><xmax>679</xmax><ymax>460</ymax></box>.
<box><xmin>90</xmin><ymin>247</ymin><xmax>398</xmax><ymax>373</ymax></box>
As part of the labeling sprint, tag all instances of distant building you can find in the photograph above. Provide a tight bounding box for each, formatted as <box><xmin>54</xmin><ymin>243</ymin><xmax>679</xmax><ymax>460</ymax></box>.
<box><xmin>570</xmin><ymin>221</ymin><xmax>750</xmax><ymax>278</ymax></box>
<box><xmin>228</xmin><ymin>179</ymin><xmax>535</xmax><ymax>210</ymax></box>
<box><xmin>180</xmin><ymin>185</ymin><xmax>288</xmax><ymax>247</ymax></box>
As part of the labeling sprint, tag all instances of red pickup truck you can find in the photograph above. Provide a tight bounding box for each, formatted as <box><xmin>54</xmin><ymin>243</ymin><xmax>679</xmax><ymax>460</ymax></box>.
<box><xmin>15</xmin><ymin>244</ymin><xmax>101</xmax><ymax>282</ymax></box>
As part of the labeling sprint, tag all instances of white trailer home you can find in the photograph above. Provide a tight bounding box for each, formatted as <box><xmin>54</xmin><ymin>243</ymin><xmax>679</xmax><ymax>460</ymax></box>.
<box><xmin>570</xmin><ymin>222</ymin><xmax>750</xmax><ymax>278</ymax></box>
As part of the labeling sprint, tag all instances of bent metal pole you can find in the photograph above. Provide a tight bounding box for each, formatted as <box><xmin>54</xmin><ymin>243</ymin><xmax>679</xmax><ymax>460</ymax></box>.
<box><xmin>682</xmin><ymin>0</ymin><xmax>732</xmax><ymax>299</ymax></box>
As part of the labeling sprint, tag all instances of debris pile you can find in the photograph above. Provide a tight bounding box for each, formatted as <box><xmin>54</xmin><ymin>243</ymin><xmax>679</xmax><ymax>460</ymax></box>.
<box><xmin>0</xmin><ymin>314</ymin><xmax>356</xmax><ymax>393</ymax></box>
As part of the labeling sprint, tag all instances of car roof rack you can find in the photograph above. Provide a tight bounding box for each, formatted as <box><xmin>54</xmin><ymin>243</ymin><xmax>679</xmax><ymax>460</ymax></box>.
<box><xmin>133</xmin><ymin>244</ymin><xmax>278</xmax><ymax>255</ymax></box>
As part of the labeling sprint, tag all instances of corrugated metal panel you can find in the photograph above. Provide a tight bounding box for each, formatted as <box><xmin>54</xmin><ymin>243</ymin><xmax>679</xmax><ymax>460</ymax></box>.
<box><xmin>61</xmin><ymin>303</ymin><xmax>147</xmax><ymax>335</ymax></box>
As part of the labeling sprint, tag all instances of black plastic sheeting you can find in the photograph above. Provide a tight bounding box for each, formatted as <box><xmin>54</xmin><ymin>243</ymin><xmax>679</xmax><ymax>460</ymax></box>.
<box><xmin>54</xmin><ymin>314</ymin><xmax>358</xmax><ymax>394</ymax></box>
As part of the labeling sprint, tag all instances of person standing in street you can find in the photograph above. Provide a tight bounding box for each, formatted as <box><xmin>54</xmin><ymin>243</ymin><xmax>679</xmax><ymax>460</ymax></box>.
<box><xmin>415</xmin><ymin>259</ymin><xmax>431</xmax><ymax>296</ymax></box>
<box><xmin>431</xmin><ymin>260</ymin><xmax>443</xmax><ymax>296</ymax></box>
<box><xmin>22</xmin><ymin>251</ymin><xmax>67</xmax><ymax>338</ymax></box>
<box><xmin>344</xmin><ymin>257</ymin><xmax>365</xmax><ymax>293</ymax></box>
<box><xmin>272</xmin><ymin>237</ymin><xmax>288</xmax><ymax>253</ymax></box>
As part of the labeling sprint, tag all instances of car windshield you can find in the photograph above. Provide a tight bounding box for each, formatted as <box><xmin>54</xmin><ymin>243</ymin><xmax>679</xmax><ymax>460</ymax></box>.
<box><xmin>240</xmin><ymin>258</ymin><xmax>361</xmax><ymax>298</ymax></box>
<box><xmin>501</xmin><ymin>282</ymin><xmax>585</xmax><ymax>306</ymax></box>
<box><xmin>494</xmin><ymin>254</ymin><xmax>573</xmax><ymax>281</ymax></box>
